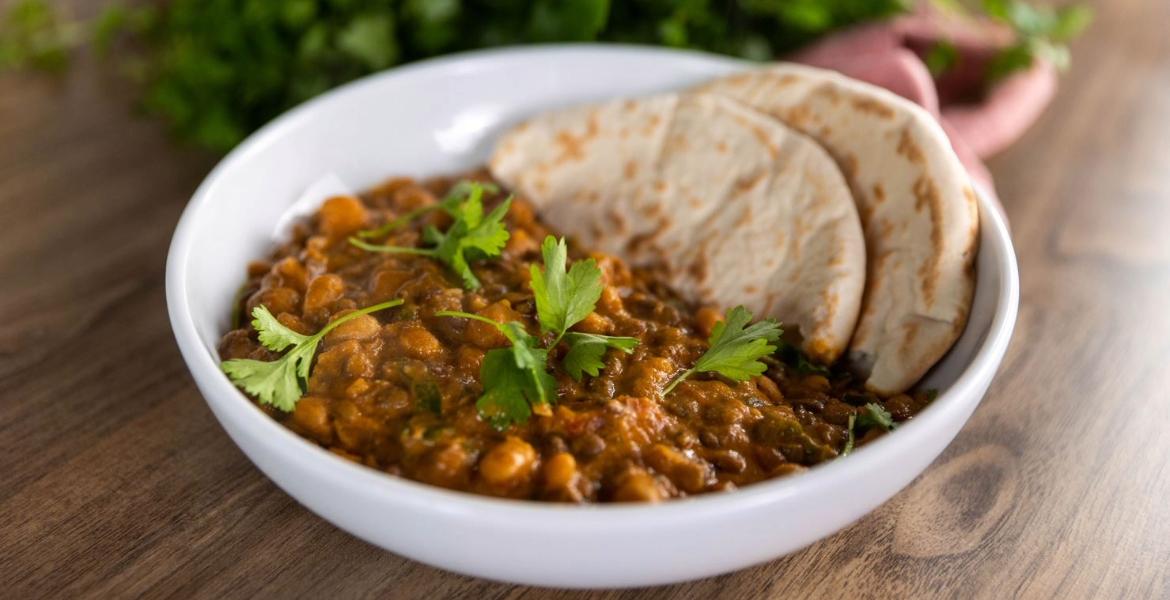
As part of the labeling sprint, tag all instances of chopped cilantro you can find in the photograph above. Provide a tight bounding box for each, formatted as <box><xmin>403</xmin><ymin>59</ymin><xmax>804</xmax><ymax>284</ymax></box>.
<box><xmin>842</xmin><ymin>402</ymin><xmax>895</xmax><ymax>456</ymax></box>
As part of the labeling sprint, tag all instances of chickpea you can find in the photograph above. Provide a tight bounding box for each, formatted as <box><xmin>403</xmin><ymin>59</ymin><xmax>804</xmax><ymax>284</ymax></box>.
<box><xmin>398</xmin><ymin>324</ymin><xmax>444</xmax><ymax>361</ymax></box>
<box><xmin>627</xmin><ymin>357</ymin><xmax>675</xmax><ymax>399</ymax></box>
<box><xmin>509</xmin><ymin>198</ymin><xmax>536</xmax><ymax>227</ymax></box>
<box><xmin>709</xmin><ymin>449</ymin><xmax>747</xmax><ymax>474</ymax></box>
<box><xmin>771</xmin><ymin>463</ymin><xmax>808</xmax><ymax>478</ymax></box>
<box><xmin>505</xmin><ymin>228</ymin><xmax>538</xmax><ymax>256</ymax></box>
<box><xmin>335</xmin><ymin>413</ymin><xmax>377</xmax><ymax>453</ymax></box>
<box><xmin>597</xmin><ymin>285</ymin><xmax>624</xmax><ymax>315</ymax></box>
<box><xmin>572</xmin><ymin>311</ymin><xmax>614</xmax><ymax>335</ymax></box>
<box><xmin>304</xmin><ymin>274</ymin><xmax>345</xmax><ymax>315</ymax></box>
<box><xmin>644</xmin><ymin>444</ymin><xmax>713</xmax><ymax>493</ymax></box>
<box><xmin>291</xmin><ymin>396</ymin><xmax>332</xmax><ymax>443</ymax></box>
<box><xmin>273</xmin><ymin>257</ymin><xmax>309</xmax><ymax>292</ymax></box>
<box><xmin>694</xmin><ymin>306</ymin><xmax>722</xmax><ymax>338</ymax></box>
<box><xmin>479</xmin><ymin>437</ymin><xmax>538</xmax><ymax>487</ymax></box>
<box><xmin>803</xmin><ymin>374</ymin><xmax>831</xmax><ymax>393</ymax></box>
<box><xmin>318</xmin><ymin>195</ymin><xmax>369</xmax><ymax>237</ymax></box>
<box><xmin>592</xmin><ymin>254</ymin><xmax>631</xmax><ymax>287</ymax></box>
<box><xmin>393</xmin><ymin>184</ymin><xmax>436</xmax><ymax>211</ymax></box>
<box><xmin>456</xmin><ymin>345</ymin><xmax>485</xmax><ymax>375</ymax></box>
<box><xmin>612</xmin><ymin>469</ymin><xmax>666</xmax><ymax>503</ymax></box>
<box><xmin>247</xmin><ymin>260</ymin><xmax>272</xmax><ymax>279</ymax></box>
<box><xmin>344</xmin><ymin>378</ymin><xmax>370</xmax><ymax>399</ymax></box>
<box><xmin>465</xmin><ymin>301</ymin><xmax>521</xmax><ymax>349</ymax></box>
<box><xmin>755</xmin><ymin>376</ymin><xmax>783</xmax><ymax>404</ymax></box>
<box><xmin>369</xmin><ymin>268</ymin><xmax>412</xmax><ymax>301</ymax></box>
<box><xmin>251</xmin><ymin>287</ymin><xmax>300</xmax><ymax>317</ymax></box>
<box><xmin>326</xmin><ymin>314</ymin><xmax>381</xmax><ymax>341</ymax></box>
<box><xmin>416</xmin><ymin>442</ymin><xmax>472</xmax><ymax>489</ymax></box>
<box><xmin>275</xmin><ymin>313</ymin><xmax>310</xmax><ymax>335</ymax></box>
<box><xmin>541</xmin><ymin>452</ymin><xmax>579</xmax><ymax>491</ymax></box>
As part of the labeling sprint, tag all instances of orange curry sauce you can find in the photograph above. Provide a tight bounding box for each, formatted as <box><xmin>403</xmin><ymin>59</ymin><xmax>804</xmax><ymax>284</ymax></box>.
<box><xmin>219</xmin><ymin>173</ymin><xmax>932</xmax><ymax>502</ymax></box>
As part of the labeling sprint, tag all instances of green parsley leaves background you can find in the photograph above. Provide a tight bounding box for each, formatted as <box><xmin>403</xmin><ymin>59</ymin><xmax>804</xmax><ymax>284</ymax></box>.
<box><xmin>1</xmin><ymin>0</ymin><xmax>1087</xmax><ymax>153</ymax></box>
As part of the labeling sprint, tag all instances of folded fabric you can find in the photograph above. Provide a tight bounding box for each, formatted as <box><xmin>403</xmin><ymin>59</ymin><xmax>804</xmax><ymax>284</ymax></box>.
<box><xmin>790</xmin><ymin>9</ymin><xmax>1057</xmax><ymax>201</ymax></box>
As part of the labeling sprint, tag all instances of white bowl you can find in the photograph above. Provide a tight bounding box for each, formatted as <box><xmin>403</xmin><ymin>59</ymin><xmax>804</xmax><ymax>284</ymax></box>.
<box><xmin>166</xmin><ymin>45</ymin><xmax>1018</xmax><ymax>588</ymax></box>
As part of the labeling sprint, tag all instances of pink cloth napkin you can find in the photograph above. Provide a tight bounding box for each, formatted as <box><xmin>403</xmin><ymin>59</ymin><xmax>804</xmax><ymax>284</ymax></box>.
<box><xmin>790</xmin><ymin>11</ymin><xmax>1057</xmax><ymax>200</ymax></box>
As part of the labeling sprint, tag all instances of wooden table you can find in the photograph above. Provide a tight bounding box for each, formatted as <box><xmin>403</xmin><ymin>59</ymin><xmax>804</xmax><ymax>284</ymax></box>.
<box><xmin>3</xmin><ymin>1</ymin><xmax>1167</xmax><ymax>597</ymax></box>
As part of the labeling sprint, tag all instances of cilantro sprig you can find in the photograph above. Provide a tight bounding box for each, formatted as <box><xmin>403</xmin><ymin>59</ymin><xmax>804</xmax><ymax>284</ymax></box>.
<box><xmin>355</xmin><ymin>181</ymin><xmax>500</xmax><ymax>240</ymax></box>
<box><xmin>561</xmin><ymin>332</ymin><xmax>640</xmax><ymax>380</ymax></box>
<box><xmin>842</xmin><ymin>402</ymin><xmax>895</xmax><ymax>456</ymax></box>
<box><xmin>663</xmin><ymin>306</ymin><xmax>782</xmax><ymax>395</ymax></box>
<box><xmin>349</xmin><ymin>181</ymin><xmax>510</xmax><ymax>290</ymax></box>
<box><xmin>438</xmin><ymin>235</ymin><xmax>638</xmax><ymax>428</ymax></box>
<box><xmin>435</xmin><ymin>311</ymin><xmax>556</xmax><ymax>428</ymax></box>
<box><xmin>221</xmin><ymin>299</ymin><xmax>403</xmax><ymax>412</ymax></box>
<box><xmin>530</xmin><ymin>236</ymin><xmax>639</xmax><ymax>378</ymax></box>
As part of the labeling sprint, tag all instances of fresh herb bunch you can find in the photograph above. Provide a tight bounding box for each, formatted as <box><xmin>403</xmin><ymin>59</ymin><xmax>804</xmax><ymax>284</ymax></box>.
<box><xmin>2</xmin><ymin>0</ymin><xmax>900</xmax><ymax>151</ymax></box>
<box><xmin>980</xmin><ymin>0</ymin><xmax>1093</xmax><ymax>78</ymax></box>
<box><xmin>930</xmin><ymin>0</ymin><xmax>1092</xmax><ymax>80</ymax></box>
<box><xmin>1</xmin><ymin>0</ymin><xmax>1088</xmax><ymax>152</ymax></box>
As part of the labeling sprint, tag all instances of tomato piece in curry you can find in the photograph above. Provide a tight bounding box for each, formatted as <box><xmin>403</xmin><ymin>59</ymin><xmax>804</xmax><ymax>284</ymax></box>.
<box><xmin>219</xmin><ymin>173</ymin><xmax>933</xmax><ymax>503</ymax></box>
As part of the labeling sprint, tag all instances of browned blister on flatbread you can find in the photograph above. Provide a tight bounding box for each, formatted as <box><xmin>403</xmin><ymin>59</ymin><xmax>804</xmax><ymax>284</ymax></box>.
<box><xmin>490</xmin><ymin>92</ymin><xmax>866</xmax><ymax>364</ymax></box>
<box><xmin>699</xmin><ymin>64</ymin><xmax>979</xmax><ymax>394</ymax></box>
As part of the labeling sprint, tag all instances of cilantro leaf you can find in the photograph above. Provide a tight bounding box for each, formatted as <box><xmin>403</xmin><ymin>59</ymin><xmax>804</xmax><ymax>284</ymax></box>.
<box><xmin>530</xmin><ymin>236</ymin><xmax>604</xmax><ymax>342</ymax></box>
<box><xmin>775</xmin><ymin>340</ymin><xmax>831</xmax><ymax>376</ymax></box>
<box><xmin>221</xmin><ymin>299</ymin><xmax>403</xmax><ymax>411</ymax></box>
<box><xmin>435</xmin><ymin>229</ymin><xmax>640</xmax><ymax>426</ymax></box>
<box><xmin>562</xmin><ymin>332</ymin><xmax>639</xmax><ymax>380</ymax></box>
<box><xmin>843</xmin><ymin>414</ymin><xmax>857</xmax><ymax>456</ymax></box>
<box><xmin>435</xmin><ymin>310</ymin><xmax>556</xmax><ymax>422</ymax></box>
<box><xmin>349</xmin><ymin>181</ymin><xmax>511</xmax><ymax>289</ymax></box>
<box><xmin>356</xmin><ymin>180</ymin><xmax>499</xmax><ymax>239</ymax></box>
<box><xmin>476</xmin><ymin>348</ymin><xmax>557</xmax><ymax>430</ymax></box>
<box><xmin>842</xmin><ymin>402</ymin><xmax>895</xmax><ymax>456</ymax></box>
<box><xmin>433</xmin><ymin>196</ymin><xmax>511</xmax><ymax>288</ymax></box>
<box><xmin>664</xmin><ymin>306</ymin><xmax>782</xmax><ymax>395</ymax></box>
<box><xmin>250</xmin><ymin>305</ymin><xmax>310</xmax><ymax>351</ymax></box>
<box><xmin>222</xmin><ymin>353</ymin><xmax>308</xmax><ymax>413</ymax></box>
<box><xmin>857</xmin><ymin>402</ymin><xmax>895</xmax><ymax>430</ymax></box>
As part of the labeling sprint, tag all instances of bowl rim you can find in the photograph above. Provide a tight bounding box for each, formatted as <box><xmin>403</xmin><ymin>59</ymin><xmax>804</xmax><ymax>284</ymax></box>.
<box><xmin>165</xmin><ymin>44</ymin><xmax>1019</xmax><ymax>526</ymax></box>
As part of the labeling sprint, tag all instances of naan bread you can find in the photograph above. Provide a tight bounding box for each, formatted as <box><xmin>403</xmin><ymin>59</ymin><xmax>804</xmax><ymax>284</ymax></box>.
<box><xmin>490</xmin><ymin>92</ymin><xmax>865</xmax><ymax>364</ymax></box>
<box><xmin>698</xmin><ymin>65</ymin><xmax>979</xmax><ymax>394</ymax></box>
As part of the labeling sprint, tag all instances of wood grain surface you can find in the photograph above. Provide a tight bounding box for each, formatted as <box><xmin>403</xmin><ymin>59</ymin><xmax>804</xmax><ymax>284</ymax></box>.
<box><xmin>2</xmin><ymin>0</ymin><xmax>1168</xmax><ymax>597</ymax></box>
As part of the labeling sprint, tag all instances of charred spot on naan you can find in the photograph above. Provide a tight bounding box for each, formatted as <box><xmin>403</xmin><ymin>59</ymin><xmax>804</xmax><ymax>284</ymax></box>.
<box><xmin>733</xmin><ymin>174</ymin><xmax>766</xmax><ymax>198</ymax></box>
<box><xmin>897</xmin><ymin>129</ymin><xmax>927</xmax><ymax>165</ymax></box>
<box><xmin>624</xmin><ymin>159</ymin><xmax>639</xmax><ymax>180</ymax></box>
<box><xmin>849</xmin><ymin>96</ymin><xmax>897</xmax><ymax>120</ymax></box>
<box><xmin>553</xmin><ymin>130</ymin><xmax>587</xmax><ymax>164</ymax></box>
<box><xmin>913</xmin><ymin>176</ymin><xmax>945</xmax><ymax>309</ymax></box>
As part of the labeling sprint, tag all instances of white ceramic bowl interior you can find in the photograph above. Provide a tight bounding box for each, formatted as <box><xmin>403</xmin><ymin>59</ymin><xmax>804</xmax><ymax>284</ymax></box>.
<box><xmin>166</xmin><ymin>46</ymin><xmax>1018</xmax><ymax>588</ymax></box>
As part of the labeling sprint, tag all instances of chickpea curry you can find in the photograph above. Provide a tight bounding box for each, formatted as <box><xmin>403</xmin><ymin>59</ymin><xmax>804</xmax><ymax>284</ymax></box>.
<box><xmin>219</xmin><ymin>174</ymin><xmax>934</xmax><ymax>503</ymax></box>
